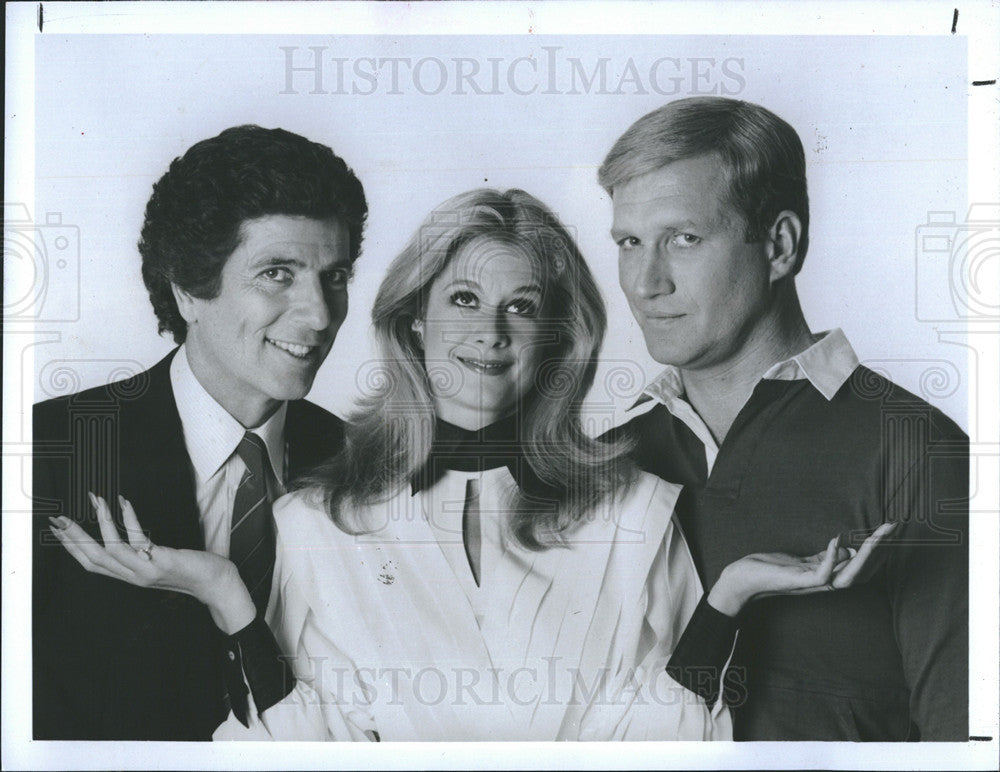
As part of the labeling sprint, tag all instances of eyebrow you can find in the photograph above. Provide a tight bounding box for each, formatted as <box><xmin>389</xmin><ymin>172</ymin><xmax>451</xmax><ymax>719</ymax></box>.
<box><xmin>250</xmin><ymin>255</ymin><xmax>352</xmax><ymax>271</ymax></box>
<box><xmin>446</xmin><ymin>279</ymin><xmax>543</xmax><ymax>296</ymax></box>
<box><xmin>251</xmin><ymin>255</ymin><xmax>307</xmax><ymax>269</ymax></box>
<box><xmin>610</xmin><ymin>219</ymin><xmax>701</xmax><ymax>239</ymax></box>
<box><xmin>444</xmin><ymin>278</ymin><xmax>482</xmax><ymax>292</ymax></box>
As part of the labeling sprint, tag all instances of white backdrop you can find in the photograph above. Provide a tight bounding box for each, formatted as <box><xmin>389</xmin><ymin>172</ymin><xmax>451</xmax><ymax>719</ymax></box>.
<box><xmin>26</xmin><ymin>33</ymin><xmax>971</xmax><ymax>428</ymax></box>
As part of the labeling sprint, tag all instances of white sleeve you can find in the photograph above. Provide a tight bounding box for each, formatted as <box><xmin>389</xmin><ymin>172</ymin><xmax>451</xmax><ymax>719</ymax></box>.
<box><xmin>578</xmin><ymin>514</ymin><xmax>733</xmax><ymax>741</ymax></box>
<box><xmin>213</xmin><ymin>520</ymin><xmax>377</xmax><ymax>742</ymax></box>
<box><xmin>213</xmin><ymin>608</ymin><xmax>375</xmax><ymax>741</ymax></box>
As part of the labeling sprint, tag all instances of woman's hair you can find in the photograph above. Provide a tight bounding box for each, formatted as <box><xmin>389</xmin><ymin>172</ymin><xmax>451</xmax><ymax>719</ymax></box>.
<box><xmin>299</xmin><ymin>188</ymin><xmax>636</xmax><ymax>550</ymax></box>
<box><xmin>139</xmin><ymin>125</ymin><xmax>368</xmax><ymax>343</ymax></box>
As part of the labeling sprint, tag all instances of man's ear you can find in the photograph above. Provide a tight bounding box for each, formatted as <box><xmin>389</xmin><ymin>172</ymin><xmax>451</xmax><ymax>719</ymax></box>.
<box><xmin>171</xmin><ymin>283</ymin><xmax>199</xmax><ymax>325</ymax></box>
<box><xmin>765</xmin><ymin>210</ymin><xmax>803</xmax><ymax>283</ymax></box>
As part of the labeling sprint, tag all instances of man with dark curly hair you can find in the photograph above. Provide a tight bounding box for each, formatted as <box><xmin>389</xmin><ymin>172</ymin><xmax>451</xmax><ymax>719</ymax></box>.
<box><xmin>33</xmin><ymin>125</ymin><xmax>367</xmax><ymax>740</ymax></box>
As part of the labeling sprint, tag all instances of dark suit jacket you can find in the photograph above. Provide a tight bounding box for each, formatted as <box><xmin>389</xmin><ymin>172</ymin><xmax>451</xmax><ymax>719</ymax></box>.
<box><xmin>33</xmin><ymin>350</ymin><xmax>344</xmax><ymax>740</ymax></box>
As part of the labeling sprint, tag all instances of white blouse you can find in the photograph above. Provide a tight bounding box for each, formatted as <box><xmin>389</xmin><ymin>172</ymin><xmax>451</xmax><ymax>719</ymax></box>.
<box><xmin>214</xmin><ymin>468</ymin><xmax>732</xmax><ymax>741</ymax></box>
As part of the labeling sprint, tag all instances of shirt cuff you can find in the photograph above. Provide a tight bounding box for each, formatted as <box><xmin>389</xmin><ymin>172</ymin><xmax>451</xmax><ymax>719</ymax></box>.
<box><xmin>222</xmin><ymin>615</ymin><xmax>296</xmax><ymax>724</ymax></box>
<box><xmin>665</xmin><ymin>596</ymin><xmax>740</xmax><ymax>708</ymax></box>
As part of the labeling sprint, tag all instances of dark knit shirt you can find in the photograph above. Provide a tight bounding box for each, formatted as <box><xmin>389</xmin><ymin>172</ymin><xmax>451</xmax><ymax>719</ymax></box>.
<box><xmin>621</xmin><ymin>331</ymin><xmax>969</xmax><ymax>741</ymax></box>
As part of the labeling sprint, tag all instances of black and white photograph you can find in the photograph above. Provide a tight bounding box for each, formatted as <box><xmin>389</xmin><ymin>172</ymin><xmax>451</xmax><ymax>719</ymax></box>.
<box><xmin>4</xmin><ymin>1</ymin><xmax>998</xmax><ymax>769</ymax></box>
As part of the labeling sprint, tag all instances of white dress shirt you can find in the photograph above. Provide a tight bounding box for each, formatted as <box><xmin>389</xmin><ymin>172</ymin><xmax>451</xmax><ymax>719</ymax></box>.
<box><xmin>170</xmin><ymin>345</ymin><xmax>287</xmax><ymax>557</ymax></box>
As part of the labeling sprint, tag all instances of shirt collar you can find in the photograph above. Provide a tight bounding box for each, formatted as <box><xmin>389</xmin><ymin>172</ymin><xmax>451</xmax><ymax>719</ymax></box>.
<box><xmin>169</xmin><ymin>345</ymin><xmax>287</xmax><ymax>483</ymax></box>
<box><xmin>640</xmin><ymin>328</ymin><xmax>859</xmax><ymax>406</ymax></box>
<box><xmin>760</xmin><ymin>328</ymin><xmax>859</xmax><ymax>400</ymax></box>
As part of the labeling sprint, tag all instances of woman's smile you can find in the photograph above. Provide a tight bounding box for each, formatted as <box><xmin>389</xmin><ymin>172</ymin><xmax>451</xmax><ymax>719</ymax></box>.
<box><xmin>456</xmin><ymin>354</ymin><xmax>514</xmax><ymax>375</ymax></box>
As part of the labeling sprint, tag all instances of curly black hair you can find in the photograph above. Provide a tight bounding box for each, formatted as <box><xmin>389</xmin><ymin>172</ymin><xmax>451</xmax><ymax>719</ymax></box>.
<box><xmin>138</xmin><ymin>125</ymin><xmax>368</xmax><ymax>342</ymax></box>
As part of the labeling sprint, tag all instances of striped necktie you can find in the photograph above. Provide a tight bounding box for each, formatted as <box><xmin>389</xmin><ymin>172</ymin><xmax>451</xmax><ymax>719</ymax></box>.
<box><xmin>230</xmin><ymin>431</ymin><xmax>276</xmax><ymax>617</ymax></box>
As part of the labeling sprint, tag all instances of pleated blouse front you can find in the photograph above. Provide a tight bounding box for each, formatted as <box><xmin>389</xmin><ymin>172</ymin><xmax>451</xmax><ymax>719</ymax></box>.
<box><xmin>216</xmin><ymin>467</ymin><xmax>732</xmax><ymax>741</ymax></box>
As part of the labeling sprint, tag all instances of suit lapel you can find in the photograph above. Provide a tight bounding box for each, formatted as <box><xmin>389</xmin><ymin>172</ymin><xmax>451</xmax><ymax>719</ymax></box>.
<box><xmin>115</xmin><ymin>351</ymin><xmax>203</xmax><ymax>550</ymax></box>
<box><xmin>116</xmin><ymin>365</ymin><xmax>342</xmax><ymax>549</ymax></box>
<box><xmin>284</xmin><ymin>400</ymin><xmax>344</xmax><ymax>479</ymax></box>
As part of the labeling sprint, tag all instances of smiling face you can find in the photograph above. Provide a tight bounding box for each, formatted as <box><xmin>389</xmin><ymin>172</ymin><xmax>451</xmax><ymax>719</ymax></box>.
<box><xmin>176</xmin><ymin>214</ymin><xmax>351</xmax><ymax>427</ymax></box>
<box><xmin>415</xmin><ymin>237</ymin><xmax>548</xmax><ymax>430</ymax></box>
<box><xmin>611</xmin><ymin>153</ymin><xmax>778</xmax><ymax>375</ymax></box>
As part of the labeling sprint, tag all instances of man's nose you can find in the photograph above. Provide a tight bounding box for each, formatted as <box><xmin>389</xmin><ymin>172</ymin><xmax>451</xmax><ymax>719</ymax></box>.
<box><xmin>631</xmin><ymin>247</ymin><xmax>675</xmax><ymax>299</ymax></box>
<box><xmin>295</xmin><ymin>277</ymin><xmax>335</xmax><ymax>332</ymax></box>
